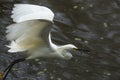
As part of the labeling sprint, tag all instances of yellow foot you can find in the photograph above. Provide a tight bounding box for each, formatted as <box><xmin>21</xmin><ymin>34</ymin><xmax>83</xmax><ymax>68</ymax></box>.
<box><xmin>0</xmin><ymin>72</ymin><xmax>4</xmax><ymax>79</ymax></box>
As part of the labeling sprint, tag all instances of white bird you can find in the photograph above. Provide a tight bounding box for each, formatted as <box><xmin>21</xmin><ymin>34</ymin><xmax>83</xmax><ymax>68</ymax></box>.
<box><xmin>0</xmin><ymin>4</ymin><xmax>89</xmax><ymax>80</ymax></box>
<box><xmin>6</xmin><ymin>4</ymin><xmax>78</xmax><ymax>60</ymax></box>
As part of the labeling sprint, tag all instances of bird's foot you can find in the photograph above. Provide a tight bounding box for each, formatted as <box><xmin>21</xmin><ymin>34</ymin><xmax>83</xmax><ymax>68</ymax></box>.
<box><xmin>0</xmin><ymin>72</ymin><xmax>4</xmax><ymax>79</ymax></box>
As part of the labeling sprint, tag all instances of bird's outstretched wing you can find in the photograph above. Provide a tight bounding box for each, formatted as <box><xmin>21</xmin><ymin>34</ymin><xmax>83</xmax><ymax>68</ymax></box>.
<box><xmin>11</xmin><ymin>4</ymin><xmax>54</xmax><ymax>23</ymax></box>
<box><xmin>6</xmin><ymin>4</ymin><xmax>54</xmax><ymax>53</ymax></box>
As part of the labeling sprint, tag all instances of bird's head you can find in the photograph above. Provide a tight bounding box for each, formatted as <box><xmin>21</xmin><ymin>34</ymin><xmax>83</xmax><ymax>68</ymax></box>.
<box><xmin>56</xmin><ymin>44</ymin><xmax>77</xmax><ymax>60</ymax></box>
<box><xmin>58</xmin><ymin>44</ymin><xmax>90</xmax><ymax>60</ymax></box>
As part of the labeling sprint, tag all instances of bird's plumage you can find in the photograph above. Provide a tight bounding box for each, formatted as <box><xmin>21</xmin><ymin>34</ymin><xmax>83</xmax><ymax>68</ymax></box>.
<box><xmin>6</xmin><ymin>4</ymin><xmax>77</xmax><ymax>60</ymax></box>
<box><xmin>6</xmin><ymin>20</ymin><xmax>50</xmax><ymax>52</ymax></box>
<box><xmin>11</xmin><ymin>4</ymin><xmax>54</xmax><ymax>23</ymax></box>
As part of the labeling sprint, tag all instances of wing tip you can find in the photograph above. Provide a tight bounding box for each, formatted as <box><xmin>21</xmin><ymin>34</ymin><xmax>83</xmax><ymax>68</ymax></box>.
<box><xmin>6</xmin><ymin>41</ymin><xmax>26</xmax><ymax>53</ymax></box>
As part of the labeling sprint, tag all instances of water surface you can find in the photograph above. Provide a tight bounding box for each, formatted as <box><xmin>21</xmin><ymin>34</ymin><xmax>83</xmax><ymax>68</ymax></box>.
<box><xmin>0</xmin><ymin>0</ymin><xmax>120</xmax><ymax>80</ymax></box>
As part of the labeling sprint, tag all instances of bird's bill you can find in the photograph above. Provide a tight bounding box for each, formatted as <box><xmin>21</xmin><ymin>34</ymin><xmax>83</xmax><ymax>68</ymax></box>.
<box><xmin>73</xmin><ymin>47</ymin><xmax>78</xmax><ymax>50</ymax></box>
<box><xmin>73</xmin><ymin>48</ymin><xmax>90</xmax><ymax>52</ymax></box>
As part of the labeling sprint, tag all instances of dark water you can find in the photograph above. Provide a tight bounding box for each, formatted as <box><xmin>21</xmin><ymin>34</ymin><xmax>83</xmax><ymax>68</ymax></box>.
<box><xmin>0</xmin><ymin>0</ymin><xmax>120</xmax><ymax>80</ymax></box>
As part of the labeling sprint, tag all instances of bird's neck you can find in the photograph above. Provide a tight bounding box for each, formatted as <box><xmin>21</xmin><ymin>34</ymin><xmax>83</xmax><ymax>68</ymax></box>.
<box><xmin>48</xmin><ymin>32</ymin><xmax>59</xmax><ymax>50</ymax></box>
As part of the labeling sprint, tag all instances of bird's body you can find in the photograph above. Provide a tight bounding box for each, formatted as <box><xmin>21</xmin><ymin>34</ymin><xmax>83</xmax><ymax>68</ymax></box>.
<box><xmin>6</xmin><ymin>4</ymin><xmax>77</xmax><ymax>60</ymax></box>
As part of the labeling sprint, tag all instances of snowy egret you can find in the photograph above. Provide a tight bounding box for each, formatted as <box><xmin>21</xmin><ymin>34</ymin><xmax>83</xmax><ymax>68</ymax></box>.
<box><xmin>6</xmin><ymin>4</ymin><xmax>78</xmax><ymax>59</ymax></box>
<box><xmin>0</xmin><ymin>4</ymin><xmax>89</xmax><ymax>80</ymax></box>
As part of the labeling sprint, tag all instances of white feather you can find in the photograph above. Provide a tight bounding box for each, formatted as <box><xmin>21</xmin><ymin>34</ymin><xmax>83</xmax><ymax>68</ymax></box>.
<box><xmin>11</xmin><ymin>4</ymin><xmax>54</xmax><ymax>23</ymax></box>
<box><xmin>6</xmin><ymin>4</ymin><xmax>54</xmax><ymax>52</ymax></box>
<box><xmin>6</xmin><ymin>4</ymin><xmax>76</xmax><ymax>60</ymax></box>
<box><xmin>6</xmin><ymin>20</ymin><xmax>49</xmax><ymax>52</ymax></box>
<box><xmin>6</xmin><ymin>41</ymin><xmax>27</xmax><ymax>52</ymax></box>
<box><xmin>6</xmin><ymin>20</ymin><xmax>33</xmax><ymax>41</ymax></box>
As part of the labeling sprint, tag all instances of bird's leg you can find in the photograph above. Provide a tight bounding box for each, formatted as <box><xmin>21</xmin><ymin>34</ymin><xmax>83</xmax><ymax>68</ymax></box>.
<box><xmin>0</xmin><ymin>58</ymin><xmax>26</xmax><ymax>80</ymax></box>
